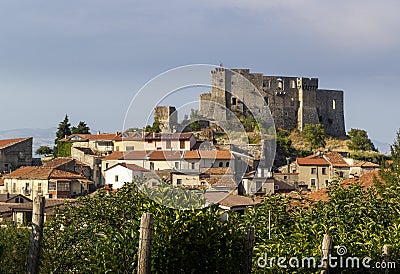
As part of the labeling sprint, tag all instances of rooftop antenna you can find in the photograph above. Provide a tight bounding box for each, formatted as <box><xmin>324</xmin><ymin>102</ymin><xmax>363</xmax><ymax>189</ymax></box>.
<box><xmin>219</xmin><ymin>61</ymin><xmax>223</xmax><ymax>67</ymax></box>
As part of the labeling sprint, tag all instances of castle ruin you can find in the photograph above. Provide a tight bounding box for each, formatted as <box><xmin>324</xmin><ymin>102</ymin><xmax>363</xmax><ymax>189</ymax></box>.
<box><xmin>199</xmin><ymin>68</ymin><xmax>346</xmax><ymax>137</ymax></box>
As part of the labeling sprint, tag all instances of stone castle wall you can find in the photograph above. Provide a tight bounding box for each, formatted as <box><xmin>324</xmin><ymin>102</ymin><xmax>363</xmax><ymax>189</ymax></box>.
<box><xmin>199</xmin><ymin>68</ymin><xmax>346</xmax><ymax>137</ymax></box>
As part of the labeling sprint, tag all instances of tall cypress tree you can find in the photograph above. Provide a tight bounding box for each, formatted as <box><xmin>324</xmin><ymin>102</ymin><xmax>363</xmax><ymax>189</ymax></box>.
<box><xmin>53</xmin><ymin>115</ymin><xmax>72</xmax><ymax>157</ymax></box>
<box><xmin>55</xmin><ymin>115</ymin><xmax>72</xmax><ymax>143</ymax></box>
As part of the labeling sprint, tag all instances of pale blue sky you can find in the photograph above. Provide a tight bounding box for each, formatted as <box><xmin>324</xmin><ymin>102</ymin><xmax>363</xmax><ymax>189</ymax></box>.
<box><xmin>0</xmin><ymin>1</ymin><xmax>399</xmax><ymax>144</ymax></box>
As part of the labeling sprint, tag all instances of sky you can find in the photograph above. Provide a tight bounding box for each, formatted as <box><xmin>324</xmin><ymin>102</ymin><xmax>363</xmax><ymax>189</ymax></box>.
<box><xmin>0</xmin><ymin>0</ymin><xmax>399</xmax><ymax>145</ymax></box>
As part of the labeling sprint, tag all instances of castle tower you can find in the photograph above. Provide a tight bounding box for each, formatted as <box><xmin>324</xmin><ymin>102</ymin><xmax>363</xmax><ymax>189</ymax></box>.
<box><xmin>154</xmin><ymin>106</ymin><xmax>178</xmax><ymax>133</ymax></box>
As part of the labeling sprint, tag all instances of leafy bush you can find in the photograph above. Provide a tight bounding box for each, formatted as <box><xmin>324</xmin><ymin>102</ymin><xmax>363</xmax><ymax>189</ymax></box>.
<box><xmin>0</xmin><ymin>224</ymin><xmax>30</xmax><ymax>274</ymax></box>
<box><xmin>41</xmin><ymin>183</ymin><xmax>245</xmax><ymax>273</ymax></box>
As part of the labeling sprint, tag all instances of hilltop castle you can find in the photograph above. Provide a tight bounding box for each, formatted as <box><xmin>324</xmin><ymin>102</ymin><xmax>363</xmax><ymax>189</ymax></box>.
<box><xmin>199</xmin><ymin>68</ymin><xmax>346</xmax><ymax>137</ymax></box>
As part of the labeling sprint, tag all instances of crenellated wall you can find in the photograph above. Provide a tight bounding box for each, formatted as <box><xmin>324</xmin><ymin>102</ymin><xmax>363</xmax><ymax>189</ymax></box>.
<box><xmin>199</xmin><ymin>68</ymin><xmax>346</xmax><ymax>137</ymax></box>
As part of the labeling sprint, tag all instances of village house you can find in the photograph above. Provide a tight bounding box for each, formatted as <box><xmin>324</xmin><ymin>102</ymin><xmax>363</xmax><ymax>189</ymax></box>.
<box><xmin>1</xmin><ymin>166</ymin><xmax>93</xmax><ymax>199</ymax></box>
<box><xmin>0</xmin><ymin>137</ymin><xmax>33</xmax><ymax>173</ymax></box>
<box><xmin>113</xmin><ymin>131</ymin><xmax>145</xmax><ymax>152</ymax></box>
<box><xmin>104</xmin><ymin>163</ymin><xmax>149</xmax><ymax>189</ymax></box>
<box><xmin>143</xmin><ymin>132</ymin><xmax>197</xmax><ymax>151</ymax></box>
<box><xmin>0</xmin><ymin>198</ymin><xmax>74</xmax><ymax>225</ymax></box>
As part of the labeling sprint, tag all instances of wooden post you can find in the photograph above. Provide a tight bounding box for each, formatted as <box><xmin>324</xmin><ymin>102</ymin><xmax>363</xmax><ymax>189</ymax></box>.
<box><xmin>243</xmin><ymin>226</ymin><xmax>255</xmax><ymax>274</ymax></box>
<box><xmin>320</xmin><ymin>234</ymin><xmax>332</xmax><ymax>274</ymax></box>
<box><xmin>27</xmin><ymin>196</ymin><xmax>45</xmax><ymax>274</ymax></box>
<box><xmin>382</xmin><ymin>244</ymin><xmax>390</xmax><ymax>274</ymax></box>
<box><xmin>137</xmin><ymin>213</ymin><xmax>154</xmax><ymax>274</ymax></box>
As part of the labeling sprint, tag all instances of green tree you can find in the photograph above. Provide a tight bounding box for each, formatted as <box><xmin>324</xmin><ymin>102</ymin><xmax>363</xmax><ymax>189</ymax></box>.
<box><xmin>390</xmin><ymin>128</ymin><xmax>400</xmax><ymax>159</ymax></box>
<box><xmin>41</xmin><ymin>181</ymin><xmax>244</xmax><ymax>273</ymax></box>
<box><xmin>55</xmin><ymin>115</ymin><xmax>71</xmax><ymax>143</ymax></box>
<box><xmin>189</xmin><ymin>109</ymin><xmax>201</xmax><ymax>131</ymax></box>
<box><xmin>302</xmin><ymin>124</ymin><xmax>326</xmax><ymax>150</ymax></box>
<box><xmin>348</xmin><ymin>128</ymin><xmax>376</xmax><ymax>151</ymax></box>
<box><xmin>145</xmin><ymin>120</ymin><xmax>162</xmax><ymax>133</ymax></box>
<box><xmin>35</xmin><ymin>146</ymin><xmax>53</xmax><ymax>156</ymax></box>
<box><xmin>376</xmin><ymin>128</ymin><xmax>400</xmax><ymax>191</ymax></box>
<box><xmin>71</xmin><ymin>121</ymin><xmax>91</xmax><ymax>134</ymax></box>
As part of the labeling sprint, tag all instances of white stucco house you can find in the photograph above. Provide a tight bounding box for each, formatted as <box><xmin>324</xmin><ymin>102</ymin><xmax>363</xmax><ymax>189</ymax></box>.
<box><xmin>104</xmin><ymin>163</ymin><xmax>149</xmax><ymax>189</ymax></box>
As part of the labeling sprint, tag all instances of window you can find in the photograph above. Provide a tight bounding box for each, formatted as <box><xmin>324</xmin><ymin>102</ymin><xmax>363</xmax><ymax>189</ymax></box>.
<box><xmin>49</xmin><ymin>182</ymin><xmax>56</xmax><ymax>191</ymax></box>
<box><xmin>283</xmin><ymin>175</ymin><xmax>288</xmax><ymax>180</ymax></box>
<box><xmin>177</xmin><ymin>179</ymin><xmax>182</xmax><ymax>186</ymax></box>
<box><xmin>232</xmin><ymin>97</ymin><xmax>237</xmax><ymax>105</ymax></box>
<box><xmin>219</xmin><ymin>162</ymin><xmax>223</xmax><ymax>168</ymax></box>
<box><xmin>4</xmin><ymin>164</ymin><xmax>9</xmax><ymax>169</ymax></box>
<box><xmin>106</xmin><ymin>163</ymin><xmax>109</xmax><ymax>169</ymax></box>
<box><xmin>322</xmin><ymin>167</ymin><xmax>327</xmax><ymax>175</ymax></box>
<box><xmin>116</xmin><ymin>146</ymin><xmax>120</xmax><ymax>151</ymax></box>
<box><xmin>290</xmin><ymin>80</ymin><xmax>296</xmax><ymax>88</ymax></box>
<box><xmin>325</xmin><ymin>180</ymin><xmax>329</xmax><ymax>187</ymax></box>
<box><xmin>311</xmin><ymin>168</ymin><xmax>317</xmax><ymax>174</ymax></box>
<box><xmin>274</xmin><ymin>185</ymin><xmax>279</xmax><ymax>191</ymax></box>
<box><xmin>166</xmin><ymin>140</ymin><xmax>172</xmax><ymax>149</ymax></box>
<box><xmin>310</xmin><ymin>179</ymin><xmax>316</xmax><ymax>187</ymax></box>
<box><xmin>150</xmin><ymin>162</ymin><xmax>155</xmax><ymax>170</ymax></box>
<box><xmin>264</xmin><ymin>97</ymin><xmax>269</xmax><ymax>105</ymax></box>
<box><xmin>115</xmin><ymin>175</ymin><xmax>119</xmax><ymax>182</ymax></box>
<box><xmin>57</xmin><ymin>182</ymin><xmax>70</xmax><ymax>192</ymax></box>
<box><xmin>12</xmin><ymin>183</ymin><xmax>16</xmax><ymax>193</ymax></box>
<box><xmin>277</xmin><ymin>79</ymin><xmax>283</xmax><ymax>90</ymax></box>
<box><xmin>175</xmin><ymin>162</ymin><xmax>179</xmax><ymax>169</ymax></box>
<box><xmin>180</xmin><ymin>140</ymin><xmax>185</xmax><ymax>149</ymax></box>
<box><xmin>338</xmin><ymin>171</ymin><xmax>344</xmax><ymax>178</ymax></box>
<box><xmin>332</xmin><ymin>99</ymin><xmax>336</xmax><ymax>110</ymax></box>
<box><xmin>191</xmin><ymin>163</ymin><xmax>195</xmax><ymax>170</ymax></box>
<box><xmin>15</xmin><ymin>197</ymin><xmax>24</xmax><ymax>203</ymax></box>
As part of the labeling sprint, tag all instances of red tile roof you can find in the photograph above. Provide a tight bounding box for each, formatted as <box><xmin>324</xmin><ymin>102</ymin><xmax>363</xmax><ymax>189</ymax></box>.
<box><xmin>62</xmin><ymin>133</ymin><xmax>119</xmax><ymax>142</ymax></box>
<box><xmin>0</xmin><ymin>138</ymin><xmax>31</xmax><ymax>149</ymax></box>
<box><xmin>297</xmin><ymin>157</ymin><xmax>330</xmax><ymax>166</ymax></box>
<box><xmin>219</xmin><ymin>194</ymin><xmax>255</xmax><ymax>208</ymax></box>
<box><xmin>201</xmin><ymin>167</ymin><xmax>233</xmax><ymax>175</ymax></box>
<box><xmin>198</xmin><ymin>150</ymin><xmax>234</xmax><ymax>160</ymax></box>
<box><xmin>42</xmin><ymin>157</ymin><xmax>75</xmax><ymax>168</ymax></box>
<box><xmin>102</xmin><ymin>151</ymin><xmax>124</xmax><ymax>161</ymax></box>
<box><xmin>323</xmin><ymin>152</ymin><xmax>349</xmax><ymax>167</ymax></box>
<box><xmin>4</xmin><ymin>167</ymin><xmax>86</xmax><ymax>180</ymax></box>
<box><xmin>184</xmin><ymin>151</ymin><xmax>200</xmax><ymax>160</ymax></box>
<box><xmin>148</xmin><ymin>151</ymin><xmax>183</xmax><ymax>161</ymax></box>
<box><xmin>89</xmin><ymin>134</ymin><xmax>119</xmax><ymax>141</ymax></box>
<box><xmin>352</xmin><ymin>161</ymin><xmax>380</xmax><ymax>168</ymax></box>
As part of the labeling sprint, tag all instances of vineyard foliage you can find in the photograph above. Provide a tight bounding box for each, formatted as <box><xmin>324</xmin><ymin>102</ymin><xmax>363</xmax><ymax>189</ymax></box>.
<box><xmin>0</xmin><ymin>177</ymin><xmax>399</xmax><ymax>273</ymax></box>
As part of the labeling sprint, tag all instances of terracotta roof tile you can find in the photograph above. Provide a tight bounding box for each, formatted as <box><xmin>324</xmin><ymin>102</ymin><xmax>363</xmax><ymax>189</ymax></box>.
<box><xmin>4</xmin><ymin>167</ymin><xmax>86</xmax><ymax>180</ymax></box>
<box><xmin>184</xmin><ymin>151</ymin><xmax>200</xmax><ymax>160</ymax></box>
<box><xmin>148</xmin><ymin>151</ymin><xmax>183</xmax><ymax>161</ymax></box>
<box><xmin>102</xmin><ymin>151</ymin><xmax>124</xmax><ymax>161</ymax></box>
<box><xmin>297</xmin><ymin>157</ymin><xmax>330</xmax><ymax>166</ymax></box>
<box><xmin>0</xmin><ymin>138</ymin><xmax>31</xmax><ymax>149</ymax></box>
<box><xmin>219</xmin><ymin>194</ymin><xmax>255</xmax><ymax>208</ymax></box>
<box><xmin>198</xmin><ymin>150</ymin><xmax>234</xmax><ymax>160</ymax></box>
<box><xmin>43</xmin><ymin>157</ymin><xmax>74</xmax><ymax>168</ymax></box>
<box><xmin>323</xmin><ymin>152</ymin><xmax>349</xmax><ymax>167</ymax></box>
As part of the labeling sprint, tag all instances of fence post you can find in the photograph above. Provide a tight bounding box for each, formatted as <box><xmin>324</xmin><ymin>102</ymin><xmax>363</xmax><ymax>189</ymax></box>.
<box><xmin>243</xmin><ymin>226</ymin><xmax>255</xmax><ymax>274</ymax></box>
<box><xmin>382</xmin><ymin>244</ymin><xmax>390</xmax><ymax>274</ymax></box>
<box><xmin>27</xmin><ymin>196</ymin><xmax>45</xmax><ymax>274</ymax></box>
<box><xmin>320</xmin><ymin>234</ymin><xmax>332</xmax><ymax>274</ymax></box>
<box><xmin>138</xmin><ymin>213</ymin><xmax>154</xmax><ymax>274</ymax></box>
